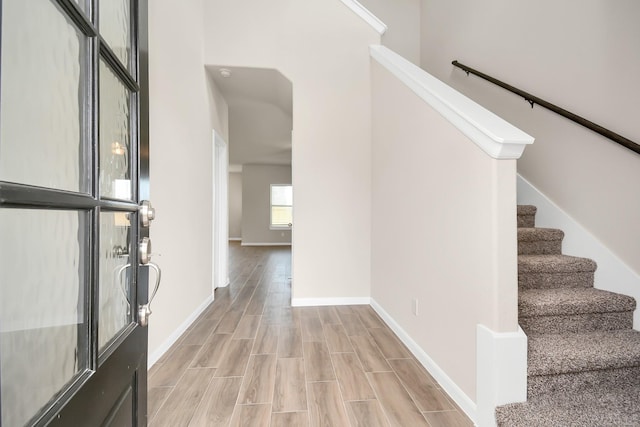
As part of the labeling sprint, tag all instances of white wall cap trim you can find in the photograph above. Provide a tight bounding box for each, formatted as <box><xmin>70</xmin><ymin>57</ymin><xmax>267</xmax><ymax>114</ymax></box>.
<box><xmin>292</xmin><ymin>297</ymin><xmax>371</xmax><ymax>307</ymax></box>
<box><xmin>370</xmin><ymin>45</ymin><xmax>535</xmax><ymax>159</ymax></box>
<box><xmin>339</xmin><ymin>0</ymin><xmax>387</xmax><ymax>35</ymax></box>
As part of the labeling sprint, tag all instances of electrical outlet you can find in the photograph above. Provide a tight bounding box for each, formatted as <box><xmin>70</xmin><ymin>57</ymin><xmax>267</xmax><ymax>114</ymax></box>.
<box><xmin>412</xmin><ymin>298</ymin><xmax>419</xmax><ymax>316</ymax></box>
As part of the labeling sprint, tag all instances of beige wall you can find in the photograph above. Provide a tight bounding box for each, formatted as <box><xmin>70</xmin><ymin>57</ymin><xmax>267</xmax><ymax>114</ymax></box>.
<box><xmin>148</xmin><ymin>0</ymin><xmax>228</xmax><ymax>355</ymax></box>
<box><xmin>228</xmin><ymin>172</ymin><xmax>242</xmax><ymax>239</ymax></box>
<box><xmin>241</xmin><ymin>165</ymin><xmax>291</xmax><ymax>245</ymax></box>
<box><xmin>204</xmin><ymin>0</ymin><xmax>379</xmax><ymax>301</ymax></box>
<box><xmin>371</xmin><ymin>60</ymin><xmax>519</xmax><ymax>402</ymax></box>
<box><xmin>358</xmin><ymin>0</ymin><xmax>421</xmax><ymax>63</ymax></box>
<box><xmin>421</xmin><ymin>0</ymin><xmax>640</xmax><ymax>274</ymax></box>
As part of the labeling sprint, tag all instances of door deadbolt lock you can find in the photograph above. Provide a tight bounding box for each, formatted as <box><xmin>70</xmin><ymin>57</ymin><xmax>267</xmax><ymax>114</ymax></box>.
<box><xmin>139</xmin><ymin>237</ymin><xmax>152</xmax><ymax>265</ymax></box>
<box><xmin>140</xmin><ymin>200</ymin><xmax>155</xmax><ymax>227</ymax></box>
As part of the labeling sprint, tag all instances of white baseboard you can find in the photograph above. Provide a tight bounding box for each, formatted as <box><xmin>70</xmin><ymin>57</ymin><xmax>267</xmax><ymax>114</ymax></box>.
<box><xmin>291</xmin><ymin>297</ymin><xmax>371</xmax><ymax>307</ymax></box>
<box><xmin>241</xmin><ymin>242</ymin><xmax>292</xmax><ymax>247</ymax></box>
<box><xmin>148</xmin><ymin>295</ymin><xmax>214</xmax><ymax>368</ymax></box>
<box><xmin>214</xmin><ymin>278</ymin><xmax>230</xmax><ymax>289</ymax></box>
<box><xmin>370</xmin><ymin>299</ymin><xmax>478</xmax><ymax>424</ymax></box>
<box><xmin>229</xmin><ymin>237</ymin><xmax>242</xmax><ymax>241</ymax></box>
<box><xmin>517</xmin><ymin>174</ymin><xmax>640</xmax><ymax>329</ymax></box>
<box><xmin>476</xmin><ymin>325</ymin><xmax>527</xmax><ymax>427</ymax></box>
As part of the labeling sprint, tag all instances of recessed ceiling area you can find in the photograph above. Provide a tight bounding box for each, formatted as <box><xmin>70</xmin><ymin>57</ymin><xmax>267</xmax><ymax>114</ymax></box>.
<box><xmin>207</xmin><ymin>66</ymin><xmax>293</xmax><ymax>167</ymax></box>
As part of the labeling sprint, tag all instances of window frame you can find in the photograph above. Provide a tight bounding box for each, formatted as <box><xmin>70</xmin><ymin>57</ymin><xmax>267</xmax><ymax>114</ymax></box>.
<box><xmin>269</xmin><ymin>184</ymin><xmax>292</xmax><ymax>230</ymax></box>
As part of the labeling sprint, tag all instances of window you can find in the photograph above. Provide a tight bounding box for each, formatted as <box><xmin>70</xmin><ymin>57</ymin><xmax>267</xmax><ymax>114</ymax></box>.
<box><xmin>271</xmin><ymin>184</ymin><xmax>292</xmax><ymax>229</ymax></box>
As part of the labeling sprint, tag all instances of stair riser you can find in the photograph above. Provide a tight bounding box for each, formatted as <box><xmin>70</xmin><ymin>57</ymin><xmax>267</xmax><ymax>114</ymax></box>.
<box><xmin>518</xmin><ymin>240</ymin><xmax>562</xmax><ymax>256</ymax></box>
<box><xmin>528</xmin><ymin>366</ymin><xmax>640</xmax><ymax>399</ymax></box>
<box><xmin>519</xmin><ymin>272</ymin><xmax>594</xmax><ymax>289</ymax></box>
<box><xmin>520</xmin><ymin>312</ymin><xmax>634</xmax><ymax>335</ymax></box>
<box><xmin>518</xmin><ymin>214</ymin><xmax>535</xmax><ymax>228</ymax></box>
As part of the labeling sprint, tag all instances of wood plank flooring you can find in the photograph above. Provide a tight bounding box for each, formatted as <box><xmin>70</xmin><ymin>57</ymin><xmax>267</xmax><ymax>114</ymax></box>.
<box><xmin>148</xmin><ymin>242</ymin><xmax>473</xmax><ymax>426</ymax></box>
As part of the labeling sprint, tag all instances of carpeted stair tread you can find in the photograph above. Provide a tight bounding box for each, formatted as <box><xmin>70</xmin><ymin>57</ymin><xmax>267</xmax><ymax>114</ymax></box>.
<box><xmin>519</xmin><ymin>288</ymin><xmax>636</xmax><ymax>317</ymax></box>
<box><xmin>520</xmin><ymin>310</ymin><xmax>633</xmax><ymax>335</ymax></box>
<box><xmin>517</xmin><ymin>205</ymin><xmax>537</xmax><ymax>215</ymax></box>
<box><xmin>528</xmin><ymin>329</ymin><xmax>640</xmax><ymax>376</ymax></box>
<box><xmin>517</xmin><ymin>205</ymin><xmax>537</xmax><ymax>228</ymax></box>
<box><xmin>518</xmin><ymin>254</ymin><xmax>597</xmax><ymax>274</ymax></box>
<box><xmin>518</xmin><ymin>228</ymin><xmax>564</xmax><ymax>255</ymax></box>
<box><xmin>502</xmin><ymin>204</ymin><xmax>640</xmax><ymax>425</ymax></box>
<box><xmin>517</xmin><ymin>227</ymin><xmax>564</xmax><ymax>242</ymax></box>
<box><xmin>496</xmin><ymin>382</ymin><xmax>640</xmax><ymax>426</ymax></box>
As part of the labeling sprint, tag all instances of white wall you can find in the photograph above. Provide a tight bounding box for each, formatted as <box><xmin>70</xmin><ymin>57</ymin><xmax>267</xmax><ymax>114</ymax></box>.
<box><xmin>148</xmin><ymin>0</ymin><xmax>228</xmax><ymax>357</ymax></box>
<box><xmin>358</xmin><ymin>0</ymin><xmax>421</xmax><ymax>63</ymax></box>
<box><xmin>371</xmin><ymin>58</ymin><xmax>519</xmax><ymax>406</ymax></box>
<box><xmin>241</xmin><ymin>165</ymin><xmax>291</xmax><ymax>245</ymax></box>
<box><xmin>228</xmin><ymin>171</ymin><xmax>242</xmax><ymax>239</ymax></box>
<box><xmin>421</xmin><ymin>0</ymin><xmax>640</xmax><ymax>275</ymax></box>
<box><xmin>204</xmin><ymin>0</ymin><xmax>380</xmax><ymax>302</ymax></box>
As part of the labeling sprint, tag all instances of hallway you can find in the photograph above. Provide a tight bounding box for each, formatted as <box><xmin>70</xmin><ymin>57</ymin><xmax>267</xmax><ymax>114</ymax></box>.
<box><xmin>147</xmin><ymin>243</ymin><xmax>472</xmax><ymax>426</ymax></box>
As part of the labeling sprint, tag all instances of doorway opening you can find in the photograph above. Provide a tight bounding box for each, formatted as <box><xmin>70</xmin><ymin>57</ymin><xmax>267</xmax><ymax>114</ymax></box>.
<box><xmin>207</xmin><ymin>66</ymin><xmax>293</xmax><ymax>293</ymax></box>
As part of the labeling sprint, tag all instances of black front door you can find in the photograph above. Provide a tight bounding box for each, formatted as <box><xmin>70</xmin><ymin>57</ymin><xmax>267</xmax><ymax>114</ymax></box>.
<box><xmin>0</xmin><ymin>0</ymin><xmax>153</xmax><ymax>425</ymax></box>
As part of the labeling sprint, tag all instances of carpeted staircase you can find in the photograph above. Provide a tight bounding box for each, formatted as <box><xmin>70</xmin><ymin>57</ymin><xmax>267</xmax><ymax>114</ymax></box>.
<box><xmin>495</xmin><ymin>205</ymin><xmax>640</xmax><ymax>426</ymax></box>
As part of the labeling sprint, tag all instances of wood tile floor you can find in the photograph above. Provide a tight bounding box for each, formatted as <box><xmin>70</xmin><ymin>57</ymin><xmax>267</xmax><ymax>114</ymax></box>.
<box><xmin>148</xmin><ymin>242</ymin><xmax>473</xmax><ymax>426</ymax></box>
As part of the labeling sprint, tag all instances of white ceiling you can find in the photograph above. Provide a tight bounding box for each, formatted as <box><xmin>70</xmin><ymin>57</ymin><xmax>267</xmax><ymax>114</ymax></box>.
<box><xmin>207</xmin><ymin>66</ymin><xmax>293</xmax><ymax>167</ymax></box>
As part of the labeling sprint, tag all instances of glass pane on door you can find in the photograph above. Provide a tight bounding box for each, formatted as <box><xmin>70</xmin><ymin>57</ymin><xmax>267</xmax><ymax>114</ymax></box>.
<box><xmin>0</xmin><ymin>0</ymin><xmax>89</xmax><ymax>193</ymax></box>
<box><xmin>0</xmin><ymin>209</ymin><xmax>88</xmax><ymax>427</ymax></box>
<box><xmin>99</xmin><ymin>0</ymin><xmax>131</xmax><ymax>69</ymax></box>
<box><xmin>98</xmin><ymin>211</ymin><xmax>133</xmax><ymax>351</ymax></box>
<box><xmin>99</xmin><ymin>60</ymin><xmax>132</xmax><ymax>200</ymax></box>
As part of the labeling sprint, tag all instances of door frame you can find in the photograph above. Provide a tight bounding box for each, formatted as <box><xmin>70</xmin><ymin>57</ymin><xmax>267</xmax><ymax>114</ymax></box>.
<box><xmin>213</xmin><ymin>129</ymin><xmax>229</xmax><ymax>289</ymax></box>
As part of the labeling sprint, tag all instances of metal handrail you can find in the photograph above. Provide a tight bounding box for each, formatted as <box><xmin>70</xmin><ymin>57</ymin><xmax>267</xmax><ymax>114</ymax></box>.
<box><xmin>452</xmin><ymin>60</ymin><xmax>640</xmax><ymax>156</ymax></box>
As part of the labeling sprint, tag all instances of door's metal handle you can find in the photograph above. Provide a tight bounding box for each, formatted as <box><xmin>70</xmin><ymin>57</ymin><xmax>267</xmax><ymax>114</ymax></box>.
<box><xmin>147</xmin><ymin>262</ymin><xmax>162</xmax><ymax>306</ymax></box>
<box><xmin>116</xmin><ymin>263</ymin><xmax>132</xmax><ymax>313</ymax></box>
<box><xmin>138</xmin><ymin>262</ymin><xmax>161</xmax><ymax>327</ymax></box>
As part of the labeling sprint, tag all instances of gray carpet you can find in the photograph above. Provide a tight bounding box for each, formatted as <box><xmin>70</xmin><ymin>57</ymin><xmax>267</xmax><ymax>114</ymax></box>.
<box><xmin>495</xmin><ymin>205</ymin><xmax>640</xmax><ymax>426</ymax></box>
<box><xmin>496</xmin><ymin>383</ymin><xmax>640</xmax><ymax>426</ymax></box>
<box><xmin>518</xmin><ymin>228</ymin><xmax>564</xmax><ymax>255</ymax></box>
<box><xmin>518</xmin><ymin>254</ymin><xmax>597</xmax><ymax>290</ymax></box>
